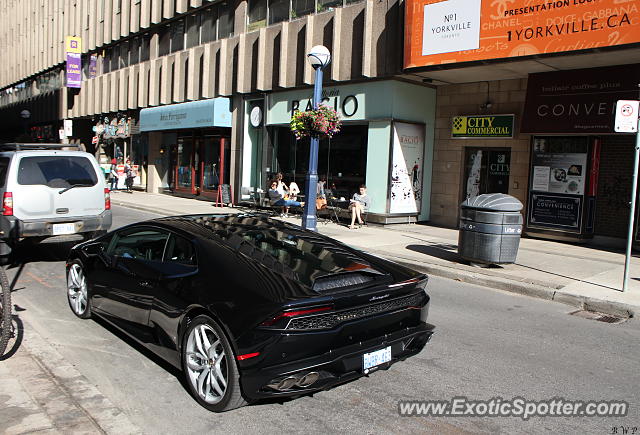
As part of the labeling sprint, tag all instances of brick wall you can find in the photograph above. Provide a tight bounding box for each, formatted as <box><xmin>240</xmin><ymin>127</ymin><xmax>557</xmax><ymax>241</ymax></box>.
<box><xmin>595</xmin><ymin>135</ymin><xmax>634</xmax><ymax>238</ymax></box>
<box><xmin>430</xmin><ymin>78</ymin><xmax>530</xmax><ymax>227</ymax></box>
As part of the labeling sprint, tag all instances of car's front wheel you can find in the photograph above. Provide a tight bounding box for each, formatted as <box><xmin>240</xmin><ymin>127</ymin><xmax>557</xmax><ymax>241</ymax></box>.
<box><xmin>67</xmin><ymin>261</ymin><xmax>91</xmax><ymax>319</ymax></box>
<box><xmin>182</xmin><ymin>315</ymin><xmax>247</xmax><ymax>412</ymax></box>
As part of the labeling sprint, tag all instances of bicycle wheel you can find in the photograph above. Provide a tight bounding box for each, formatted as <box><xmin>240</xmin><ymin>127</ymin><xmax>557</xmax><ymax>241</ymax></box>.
<box><xmin>0</xmin><ymin>266</ymin><xmax>11</xmax><ymax>356</ymax></box>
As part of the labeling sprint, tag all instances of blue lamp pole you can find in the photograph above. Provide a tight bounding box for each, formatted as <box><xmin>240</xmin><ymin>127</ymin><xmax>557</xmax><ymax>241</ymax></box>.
<box><xmin>301</xmin><ymin>45</ymin><xmax>331</xmax><ymax>232</ymax></box>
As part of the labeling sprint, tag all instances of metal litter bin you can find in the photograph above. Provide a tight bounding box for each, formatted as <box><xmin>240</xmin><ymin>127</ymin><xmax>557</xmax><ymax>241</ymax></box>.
<box><xmin>458</xmin><ymin>193</ymin><xmax>523</xmax><ymax>264</ymax></box>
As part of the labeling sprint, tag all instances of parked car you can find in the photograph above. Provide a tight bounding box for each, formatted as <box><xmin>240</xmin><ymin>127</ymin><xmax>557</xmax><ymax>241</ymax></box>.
<box><xmin>66</xmin><ymin>214</ymin><xmax>435</xmax><ymax>412</ymax></box>
<box><xmin>0</xmin><ymin>143</ymin><xmax>112</xmax><ymax>256</ymax></box>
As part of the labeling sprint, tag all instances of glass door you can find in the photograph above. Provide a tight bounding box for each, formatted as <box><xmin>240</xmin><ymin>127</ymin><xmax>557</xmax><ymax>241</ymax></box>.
<box><xmin>200</xmin><ymin>136</ymin><xmax>221</xmax><ymax>200</ymax></box>
<box><xmin>175</xmin><ymin>136</ymin><xmax>195</xmax><ymax>194</ymax></box>
<box><xmin>463</xmin><ymin>148</ymin><xmax>511</xmax><ymax>200</ymax></box>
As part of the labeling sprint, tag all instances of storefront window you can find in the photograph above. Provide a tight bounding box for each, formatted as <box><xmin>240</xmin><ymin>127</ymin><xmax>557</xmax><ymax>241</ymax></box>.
<box><xmin>248</xmin><ymin>0</ymin><xmax>267</xmax><ymax>32</ymax></box>
<box><xmin>291</xmin><ymin>0</ymin><xmax>315</xmax><ymax>19</ymax></box>
<box><xmin>202</xmin><ymin>136</ymin><xmax>221</xmax><ymax>190</ymax></box>
<box><xmin>268</xmin><ymin>0</ymin><xmax>289</xmax><ymax>24</ymax></box>
<box><xmin>269</xmin><ymin>124</ymin><xmax>368</xmax><ymax>199</ymax></box>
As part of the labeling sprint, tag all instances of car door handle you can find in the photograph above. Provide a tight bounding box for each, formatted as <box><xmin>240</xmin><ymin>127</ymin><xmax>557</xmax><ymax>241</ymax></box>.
<box><xmin>139</xmin><ymin>280</ymin><xmax>153</xmax><ymax>288</ymax></box>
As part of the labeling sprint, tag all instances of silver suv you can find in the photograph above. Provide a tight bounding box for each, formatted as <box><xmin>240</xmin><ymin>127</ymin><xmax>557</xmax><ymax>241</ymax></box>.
<box><xmin>0</xmin><ymin>143</ymin><xmax>112</xmax><ymax>255</ymax></box>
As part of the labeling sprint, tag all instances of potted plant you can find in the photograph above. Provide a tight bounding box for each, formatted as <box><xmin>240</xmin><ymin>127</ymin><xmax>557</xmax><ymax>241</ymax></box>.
<box><xmin>290</xmin><ymin>104</ymin><xmax>341</xmax><ymax>140</ymax></box>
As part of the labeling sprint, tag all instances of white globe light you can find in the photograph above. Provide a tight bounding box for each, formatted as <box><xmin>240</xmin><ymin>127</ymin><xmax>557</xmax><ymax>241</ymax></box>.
<box><xmin>20</xmin><ymin>109</ymin><xmax>31</xmax><ymax>119</ymax></box>
<box><xmin>307</xmin><ymin>45</ymin><xmax>331</xmax><ymax>69</ymax></box>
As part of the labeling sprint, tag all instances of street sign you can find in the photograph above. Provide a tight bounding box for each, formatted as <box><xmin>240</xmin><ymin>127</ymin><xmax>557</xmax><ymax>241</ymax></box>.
<box><xmin>91</xmin><ymin>136</ymin><xmax>99</xmax><ymax>144</ymax></box>
<box><xmin>615</xmin><ymin>100</ymin><xmax>639</xmax><ymax>133</ymax></box>
<box><xmin>64</xmin><ymin>119</ymin><xmax>73</xmax><ymax>137</ymax></box>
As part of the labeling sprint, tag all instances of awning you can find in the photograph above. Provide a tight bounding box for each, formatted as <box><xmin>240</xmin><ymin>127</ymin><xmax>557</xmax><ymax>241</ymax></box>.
<box><xmin>139</xmin><ymin>98</ymin><xmax>232</xmax><ymax>132</ymax></box>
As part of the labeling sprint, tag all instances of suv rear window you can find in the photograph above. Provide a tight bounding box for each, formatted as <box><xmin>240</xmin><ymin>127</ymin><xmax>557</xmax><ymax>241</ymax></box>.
<box><xmin>17</xmin><ymin>156</ymin><xmax>98</xmax><ymax>188</ymax></box>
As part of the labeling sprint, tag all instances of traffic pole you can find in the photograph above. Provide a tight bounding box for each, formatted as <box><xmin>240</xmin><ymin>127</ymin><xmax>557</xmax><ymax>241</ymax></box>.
<box><xmin>623</xmin><ymin>115</ymin><xmax>640</xmax><ymax>292</ymax></box>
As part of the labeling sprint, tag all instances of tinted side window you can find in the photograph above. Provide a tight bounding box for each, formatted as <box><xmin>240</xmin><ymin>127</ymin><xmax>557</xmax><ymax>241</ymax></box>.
<box><xmin>18</xmin><ymin>156</ymin><xmax>98</xmax><ymax>188</ymax></box>
<box><xmin>109</xmin><ymin>229</ymin><xmax>169</xmax><ymax>261</ymax></box>
<box><xmin>164</xmin><ymin>234</ymin><xmax>197</xmax><ymax>265</ymax></box>
<box><xmin>0</xmin><ymin>157</ymin><xmax>9</xmax><ymax>188</ymax></box>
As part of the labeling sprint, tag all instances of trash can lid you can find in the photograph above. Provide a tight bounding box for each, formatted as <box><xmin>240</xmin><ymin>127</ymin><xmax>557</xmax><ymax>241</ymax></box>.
<box><xmin>461</xmin><ymin>193</ymin><xmax>523</xmax><ymax>212</ymax></box>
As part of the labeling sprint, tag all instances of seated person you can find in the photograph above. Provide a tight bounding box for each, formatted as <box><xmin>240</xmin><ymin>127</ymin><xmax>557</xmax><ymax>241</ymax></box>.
<box><xmin>268</xmin><ymin>180</ymin><xmax>303</xmax><ymax>217</ymax></box>
<box><xmin>349</xmin><ymin>184</ymin><xmax>370</xmax><ymax>229</ymax></box>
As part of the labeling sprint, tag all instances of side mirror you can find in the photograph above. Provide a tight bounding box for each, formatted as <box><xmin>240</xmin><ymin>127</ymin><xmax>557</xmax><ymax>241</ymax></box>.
<box><xmin>83</xmin><ymin>242</ymin><xmax>104</xmax><ymax>256</ymax></box>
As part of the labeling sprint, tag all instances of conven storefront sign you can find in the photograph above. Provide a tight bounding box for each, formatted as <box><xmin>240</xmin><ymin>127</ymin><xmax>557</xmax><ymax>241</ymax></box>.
<box><xmin>452</xmin><ymin>114</ymin><xmax>514</xmax><ymax>138</ymax></box>
<box><xmin>521</xmin><ymin>64</ymin><xmax>640</xmax><ymax>133</ymax></box>
<box><xmin>404</xmin><ymin>0</ymin><xmax>640</xmax><ymax>69</ymax></box>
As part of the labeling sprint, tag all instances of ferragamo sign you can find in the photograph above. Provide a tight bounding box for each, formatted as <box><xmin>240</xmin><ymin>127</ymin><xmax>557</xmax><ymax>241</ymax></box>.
<box><xmin>521</xmin><ymin>64</ymin><xmax>640</xmax><ymax>134</ymax></box>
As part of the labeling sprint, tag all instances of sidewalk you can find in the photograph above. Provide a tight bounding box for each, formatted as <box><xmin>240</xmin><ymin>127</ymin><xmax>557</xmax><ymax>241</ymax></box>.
<box><xmin>0</xmin><ymin>317</ymin><xmax>140</xmax><ymax>434</ymax></box>
<box><xmin>112</xmin><ymin>191</ymin><xmax>640</xmax><ymax>318</ymax></box>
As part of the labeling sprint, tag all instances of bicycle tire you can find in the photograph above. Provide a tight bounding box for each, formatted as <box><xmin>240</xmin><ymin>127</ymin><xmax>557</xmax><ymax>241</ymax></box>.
<box><xmin>0</xmin><ymin>266</ymin><xmax>11</xmax><ymax>356</ymax></box>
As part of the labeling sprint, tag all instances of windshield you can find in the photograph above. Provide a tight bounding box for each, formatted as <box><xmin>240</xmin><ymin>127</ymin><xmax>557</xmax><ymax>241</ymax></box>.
<box><xmin>17</xmin><ymin>156</ymin><xmax>98</xmax><ymax>188</ymax></box>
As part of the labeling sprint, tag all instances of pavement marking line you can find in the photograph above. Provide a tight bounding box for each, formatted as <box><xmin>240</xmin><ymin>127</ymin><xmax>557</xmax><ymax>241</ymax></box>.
<box><xmin>25</xmin><ymin>271</ymin><xmax>53</xmax><ymax>288</ymax></box>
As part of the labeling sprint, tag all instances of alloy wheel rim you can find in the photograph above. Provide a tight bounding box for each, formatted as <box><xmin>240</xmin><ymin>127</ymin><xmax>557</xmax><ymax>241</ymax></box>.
<box><xmin>186</xmin><ymin>324</ymin><xmax>228</xmax><ymax>404</ymax></box>
<box><xmin>67</xmin><ymin>264</ymin><xmax>87</xmax><ymax>315</ymax></box>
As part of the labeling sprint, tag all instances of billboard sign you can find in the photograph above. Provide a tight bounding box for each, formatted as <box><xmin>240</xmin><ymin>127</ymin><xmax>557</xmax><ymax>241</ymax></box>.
<box><xmin>405</xmin><ymin>0</ymin><xmax>640</xmax><ymax>69</ymax></box>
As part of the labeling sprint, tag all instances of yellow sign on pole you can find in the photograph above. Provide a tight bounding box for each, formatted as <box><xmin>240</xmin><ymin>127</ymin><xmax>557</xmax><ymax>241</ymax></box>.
<box><xmin>65</xmin><ymin>36</ymin><xmax>82</xmax><ymax>54</ymax></box>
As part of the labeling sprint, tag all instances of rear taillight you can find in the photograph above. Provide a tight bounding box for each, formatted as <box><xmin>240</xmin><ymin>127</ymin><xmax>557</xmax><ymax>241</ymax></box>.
<box><xmin>259</xmin><ymin>306</ymin><xmax>332</xmax><ymax>327</ymax></box>
<box><xmin>104</xmin><ymin>188</ymin><xmax>111</xmax><ymax>210</ymax></box>
<box><xmin>2</xmin><ymin>192</ymin><xmax>13</xmax><ymax>216</ymax></box>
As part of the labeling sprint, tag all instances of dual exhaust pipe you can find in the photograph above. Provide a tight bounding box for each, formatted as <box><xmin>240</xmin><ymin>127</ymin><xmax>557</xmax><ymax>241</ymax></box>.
<box><xmin>268</xmin><ymin>371</ymin><xmax>320</xmax><ymax>391</ymax></box>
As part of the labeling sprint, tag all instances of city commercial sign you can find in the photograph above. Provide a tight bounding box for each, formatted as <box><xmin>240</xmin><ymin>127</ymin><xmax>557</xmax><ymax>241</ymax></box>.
<box><xmin>521</xmin><ymin>64</ymin><xmax>640</xmax><ymax>133</ymax></box>
<box><xmin>404</xmin><ymin>0</ymin><xmax>640</xmax><ymax>69</ymax></box>
<box><xmin>65</xmin><ymin>36</ymin><xmax>82</xmax><ymax>88</ymax></box>
<box><xmin>452</xmin><ymin>114</ymin><xmax>514</xmax><ymax>138</ymax></box>
<box><xmin>139</xmin><ymin>98</ymin><xmax>232</xmax><ymax>131</ymax></box>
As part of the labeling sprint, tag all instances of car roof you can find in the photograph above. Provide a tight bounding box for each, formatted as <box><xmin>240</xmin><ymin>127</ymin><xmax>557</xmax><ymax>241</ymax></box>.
<box><xmin>138</xmin><ymin>213</ymin><xmax>387</xmax><ymax>290</ymax></box>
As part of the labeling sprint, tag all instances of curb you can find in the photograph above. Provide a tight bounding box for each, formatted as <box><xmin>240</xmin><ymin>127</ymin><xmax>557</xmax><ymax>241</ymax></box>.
<box><xmin>384</xmin><ymin>255</ymin><xmax>637</xmax><ymax>319</ymax></box>
<box><xmin>20</xmin><ymin>320</ymin><xmax>142</xmax><ymax>435</ymax></box>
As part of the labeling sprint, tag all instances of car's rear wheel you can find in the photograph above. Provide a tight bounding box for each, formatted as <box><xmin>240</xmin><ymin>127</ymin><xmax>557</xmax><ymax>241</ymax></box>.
<box><xmin>67</xmin><ymin>261</ymin><xmax>91</xmax><ymax>319</ymax></box>
<box><xmin>182</xmin><ymin>315</ymin><xmax>247</xmax><ymax>412</ymax></box>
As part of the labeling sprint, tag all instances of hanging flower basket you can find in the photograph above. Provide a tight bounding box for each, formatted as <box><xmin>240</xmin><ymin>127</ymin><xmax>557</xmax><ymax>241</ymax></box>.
<box><xmin>290</xmin><ymin>105</ymin><xmax>341</xmax><ymax>140</ymax></box>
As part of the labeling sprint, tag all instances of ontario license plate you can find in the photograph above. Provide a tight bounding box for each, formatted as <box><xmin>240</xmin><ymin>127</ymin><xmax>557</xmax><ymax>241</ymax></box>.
<box><xmin>52</xmin><ymin>223</ymin><xmax>76</xmax><ymax>235</ymax></box>
<box><xmin>363</xmin><ymin>346</ymin><xmax>391</xmax><ymax>371</ymax></box>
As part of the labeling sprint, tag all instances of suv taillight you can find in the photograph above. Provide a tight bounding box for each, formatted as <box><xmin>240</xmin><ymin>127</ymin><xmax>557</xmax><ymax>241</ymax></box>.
<box><xmin>2</xmin><ymin>192</ymin><xmax>13</xmax><ymax>216</ymax></box>
<box><xmin>104</xmin><ymin>188</ymin><xmax>111</xmax><ymax>210</ymax></box>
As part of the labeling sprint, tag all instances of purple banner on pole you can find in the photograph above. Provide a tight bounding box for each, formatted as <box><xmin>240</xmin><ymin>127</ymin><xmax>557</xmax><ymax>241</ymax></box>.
<box><xmin>66</xmin><ymin>52</ymin><xmax>82</xmax><ymax>88</ymax></box>
<box><xmin>89</xmin><ymin>53</ymin><xmax>97</xmax><ymax>79</ymax></box>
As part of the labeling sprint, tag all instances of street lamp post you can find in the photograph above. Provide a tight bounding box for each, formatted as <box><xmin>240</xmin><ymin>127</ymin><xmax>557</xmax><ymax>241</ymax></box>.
<box><xmin>301</xmin><ymin>45</ymin><xmax>331</xmax><ymax>232</ymax></box>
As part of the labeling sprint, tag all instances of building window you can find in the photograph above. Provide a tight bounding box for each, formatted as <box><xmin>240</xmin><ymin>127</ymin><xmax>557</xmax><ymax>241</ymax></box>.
<box><xmin>119</xmin><ymin>41</ymin><xmax>129</xmax><ymax>69</ymax></box>
<box><xmin>140</xmin><ymin>33</ymin><xmax>151</xmax><ymax>62</ymax></box>
<box><xmin>186</xmin><ymin>13</ymin><xmax>200</xmax><ymax>48</ymax></box>
<box><xmin>200</xmin><ymin>7</ymin><xmax>217</xmax><ymax>43</ymax></box>
<box><xmin>291</xmin><ymin>0</ymin><xmax>314</xmax><ymax>19</ymax></box>
<box><xmin>158</xmin><ymin>25</ymin><xmax>171</xmax><ymax>57</ymax></box>
<box><xmin>268</xmin><ymin>0</ymin><xmax>289</xmax><ymax>25</ymax></box>
<box><xmin>130</xmin><ymin>37</ymin><xmax>141</xmax><ymax>65</ymax></box>
<box><xmin>248</xmin><ymin>0</ymin><xmax>267</xmax><ymax>32</ymax></box>
<box><xmin>318</xmin><ymin>0</ymin><xmax>342</xmax><ymax>12</ymax></box>
<box><xmin>171</xmin><ymin>19</ymin><xmax>185</xmax><ymax>53</ymax></box>
<box><xmin>218</xmin><ymin>2</ymin><xmax>234</xmax><ymax>38</ymax></box>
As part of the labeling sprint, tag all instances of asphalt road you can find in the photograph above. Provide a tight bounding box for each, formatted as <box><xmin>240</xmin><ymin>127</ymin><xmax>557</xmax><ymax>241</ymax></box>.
<box><xmin>6</xmin><ymin>205</ymin><xmax>640</xmax><ymax>434</ymax></box>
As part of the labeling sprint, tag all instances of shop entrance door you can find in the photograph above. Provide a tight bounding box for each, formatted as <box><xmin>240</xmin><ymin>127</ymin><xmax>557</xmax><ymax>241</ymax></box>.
<box><xmin>175</xmin><ymin>136</ymin><xmax>196</xmax><ymax>194</ymax></box>
<box><xmin>200</xmin><ymin>137</ymin><xmax>230</xmax><ymax>200</ymax></box>
<box><xmin>463</xmin><ymin>148</ymin><xmax>511</xmax><ymax>200</ymax></box>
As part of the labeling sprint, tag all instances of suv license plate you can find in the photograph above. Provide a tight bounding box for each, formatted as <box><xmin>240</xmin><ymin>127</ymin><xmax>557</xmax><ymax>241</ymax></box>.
<box><xmin>363</xmin><ymin>346</ymin><xmax>391</xmax><ymax>371</ymax></box>
<box><xmin>52</xmin><ymin>223</ymin><xmax>76</xmax><ymax>235</ymax></box>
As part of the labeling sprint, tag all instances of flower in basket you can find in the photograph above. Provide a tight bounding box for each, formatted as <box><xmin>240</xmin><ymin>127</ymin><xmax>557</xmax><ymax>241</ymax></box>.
<box><xmin>290</xmin><ymin>104</ymin><xmax>341</xmax><ymax>140</ymax></box>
